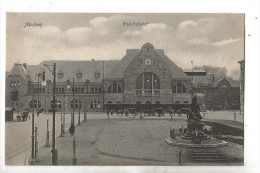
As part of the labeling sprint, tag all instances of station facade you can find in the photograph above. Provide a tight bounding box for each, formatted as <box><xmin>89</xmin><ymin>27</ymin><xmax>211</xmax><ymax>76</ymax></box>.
<box><xmin>6</xmin><ymin>43</ymin><xmax>240</xmax><ymax>114</ymax></box>
<box><xmin>6</xmin><ymin>43</ymin><xmax>193</xmax><ymax>114</ymax></box>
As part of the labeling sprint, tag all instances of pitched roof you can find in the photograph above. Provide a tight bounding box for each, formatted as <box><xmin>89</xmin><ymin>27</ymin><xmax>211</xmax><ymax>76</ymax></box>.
<box><xmin>6</xmin><ymin>63</ymin><xmax>27</xmax><ymax>80</ymax></box>
<box><xmin>106</xmin><ymin>43</ymin><xmax>189</xmax><ymax>79</ymax></box>
<box><xmin>193</xmin><ymin>72</ymin><xmax>240</xmax><ymax>87</ymax></box>
<box><xmin>105</xmin><ymin>49</ymin><xmax>140</xmax><ymax>78</ymax></box>
<box><xmin>26</xmin><ymin>60</ymin><xmax>119</xmax><ymax>83</ymax></box>
<box><xmin>156</xmin><ymin>50</ymin><xmax>189</xmax><ymax>79</ymax></box>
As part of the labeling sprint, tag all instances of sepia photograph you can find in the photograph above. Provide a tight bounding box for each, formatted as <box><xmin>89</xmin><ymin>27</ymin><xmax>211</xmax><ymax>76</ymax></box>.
<box><xmin>4</xmin><ymin>12</ymin><xmax>246</xmax><ymax>167</ymax></box>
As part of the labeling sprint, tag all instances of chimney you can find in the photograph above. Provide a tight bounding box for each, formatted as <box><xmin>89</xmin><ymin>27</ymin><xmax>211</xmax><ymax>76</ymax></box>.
<box><xmin>23</xmin><ymin>63</ymin><xmax>27</xmax><ymax>69</ymax></box>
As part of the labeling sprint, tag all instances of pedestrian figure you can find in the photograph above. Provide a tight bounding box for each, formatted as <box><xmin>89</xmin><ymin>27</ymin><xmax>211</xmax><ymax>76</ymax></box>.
<box><xmin>22</xmin><ymin>115</ymin><xmax>25</xmax><ymax>121</ymax></box>
<box><xmin>69</xmin><ymin>124</ymin><xmax>75</xmax><ymax>136</ymax></box>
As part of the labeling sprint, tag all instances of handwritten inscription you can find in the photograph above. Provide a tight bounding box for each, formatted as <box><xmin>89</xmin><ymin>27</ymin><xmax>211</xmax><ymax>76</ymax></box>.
<box><xmin>122</xmin><ymin>22</ymin><xmax>149</xmax><ymax>27</ymax></box>
<box><xmin>24</xmin><ymin>22</ymin><xmax>42</xmax><ymax>28</ymax></box>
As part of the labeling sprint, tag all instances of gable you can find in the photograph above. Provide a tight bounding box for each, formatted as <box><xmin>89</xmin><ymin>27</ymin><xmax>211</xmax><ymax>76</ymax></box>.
<box><xmin>106</xmin><ymin>43</ymin><xmax>189</xmax><ymax>79</ymax></box>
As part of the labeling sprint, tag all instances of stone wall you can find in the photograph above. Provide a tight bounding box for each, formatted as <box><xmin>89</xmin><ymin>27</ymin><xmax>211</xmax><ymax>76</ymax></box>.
<box><xmin>123</xmin><ymin>49</ymin><xmax>173</xmax><ymax>93</ymax></box>
<box><xmin>5</xmin><ymin>75</ymin><xmax>27</xmax><ymax>111</ymax></box>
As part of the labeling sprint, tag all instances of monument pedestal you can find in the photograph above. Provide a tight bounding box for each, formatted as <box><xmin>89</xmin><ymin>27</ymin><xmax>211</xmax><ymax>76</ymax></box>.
<box><xmin>187</xmin><ymin>122</ymin><xmax>205</xmax><ymax>133</ymax></box>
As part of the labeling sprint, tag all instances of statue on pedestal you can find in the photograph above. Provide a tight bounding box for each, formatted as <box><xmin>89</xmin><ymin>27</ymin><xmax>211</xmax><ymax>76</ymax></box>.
<box><xmin>187</xmin><ymin>95</ymin><xmax>203</xmax><ymax>123</ymax></box>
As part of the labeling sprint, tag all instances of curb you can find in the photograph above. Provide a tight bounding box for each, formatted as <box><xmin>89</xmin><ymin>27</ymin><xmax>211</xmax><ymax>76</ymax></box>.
<box><xmin>165</xmin><ymin>137</ymin><xmax>228</xmax><ymax>148</ymax></box>
<box><xmin>25</xmin><ymin>150</ymin><xmax>31</xmax><ymax>165</ymax></box>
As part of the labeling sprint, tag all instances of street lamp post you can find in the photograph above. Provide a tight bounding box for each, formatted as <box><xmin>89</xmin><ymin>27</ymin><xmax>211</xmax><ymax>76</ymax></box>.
<box><xmin>31</xmin><ymin>81</ymin><xmax>35</xmax><ymax>164</ymax></box>
<box><xmin>37</xmin><ymin>74</ymin><xmax>39</xmax><ymax>117</ymax></box>
<box><xmin>78</xmin><ymin>91</ymin><xmax>80</xmax><ymax>125</ymax></box>
<box><xmin>66</xmin><ymin>77</ymin><xmax>77</xmax><ymax>165</ymax></box>
<box><xmin>43</xmin><ymin>63</ymin><xmax>58</xmax><ymax>165</ymax></box>
<box><xmin>191</xmin><ymin>60</ymin><xmax>194</xmax><ymax>96</ymax></box>
<box><xmin>31</xmin><ymin>73</ymin><xmax>42</xmax><ymax>164</ymax></box>
<box><xmin>67</xmin><ymin>78</ymin><xmax>75</xmax><ymax>134</ymax></box>
<box><xmin>102</xmin><ymin>61</ymin><xmax>105</xmax><ymax>112</ymax></box>
<box><xmin>63</xmin><ymin>89</ymin><xmax>66</xmax><ymax>134</ymax></box>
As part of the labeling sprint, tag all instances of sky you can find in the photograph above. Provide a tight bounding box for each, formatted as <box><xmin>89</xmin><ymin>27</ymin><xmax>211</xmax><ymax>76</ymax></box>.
<box><xmin>6</xmin><ymin>13</ymin><xmax>244</xmax><ymax>80</ymax></box>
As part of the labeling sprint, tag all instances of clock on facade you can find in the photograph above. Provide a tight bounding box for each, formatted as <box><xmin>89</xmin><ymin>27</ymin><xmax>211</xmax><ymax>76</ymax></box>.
<box><xmin>145</xmin><ymin>59</ymin><xmax>151</xmax><ymax>65</ymax></box>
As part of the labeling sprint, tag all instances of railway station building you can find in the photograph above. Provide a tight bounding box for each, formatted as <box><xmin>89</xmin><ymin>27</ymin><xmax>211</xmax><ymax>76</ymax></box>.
<box><xmin>6</xmin><ymin>43</ymin><xmax>240</xmax><ymax>114</ymax></box>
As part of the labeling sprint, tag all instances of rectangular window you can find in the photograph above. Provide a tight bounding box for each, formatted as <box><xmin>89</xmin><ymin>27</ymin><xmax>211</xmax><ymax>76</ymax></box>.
<box><xmin>113</xmin><ymin>84</ymin><xmax>117</xmax><ymax>93</ymax></box>
<box><xmin>95</xmin><ymin>73</ymin><xmax>100</xmax><ymax>78</ymax></box>
<box><xmin>136</xmin><ymin>90</ymin><xmax>142</xmax><ymax>96</ymax></box>
<box><xmin>11</xmin><ymin>91</ymin><xmax>18</xmax><ymax>101</ymax></box>
<box><xmin>58</xmin><ymin>73</ymin><xmax>64</xmax><ymax>78</ymax></box>
<box><xmin>145</xmin><ymin>90</ymin><xmax>152</xmax><ymax>96</ymax></box>
<box><xmin>154</xmin><ymin>90</ymin><xmax>160</xmax><ymax>96</ymax></box>
<box><xmin>225</xmin><ymin>91</ymin><xmax>228</xmax><ymax>98</ymax></box>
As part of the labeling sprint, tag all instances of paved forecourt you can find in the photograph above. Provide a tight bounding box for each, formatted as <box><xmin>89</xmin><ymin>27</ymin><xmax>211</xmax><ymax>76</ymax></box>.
<box><xmin>35</xmin><ymin>114</ymin><xmax>243</xmax><ymax>166</ymax></box>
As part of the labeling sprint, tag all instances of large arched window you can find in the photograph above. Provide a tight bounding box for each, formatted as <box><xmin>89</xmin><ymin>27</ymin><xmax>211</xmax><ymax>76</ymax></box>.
<box><xmin>136</xmin><ymin>72</ymin><xmax>160</xmax><ymax>96</ymax></box>
<box><xmin>90</xmin><ymin>100</ymin><xmax>100</xmax><ymax>109</ymax></box>
<box><xmin>173</xmin><ymin>83</ymin><xmax>186</xmax><ymax>93</ymax></box>
<box><xmin>29</xmin><ymin>100</ymin><xmax>41</xmax><ymax>108</ymax></box>
<box><xmin>136</xmin><ymin>72</ymin><xmax>160</xmax><ymax>89</ymax></box>
<box><xmin>70</xmin><ymin>99</ymin><xmax>82</xmax><ymax>109</ymax></box>
<box><xmin>108</xmin><ymin>83</ymin><xmax>122</xmax><ymax>93</ymax></box>
<box><xmin>50</xmin><ymin>100</ymin><xmax>62</xmax><ymax>109</ymax></box>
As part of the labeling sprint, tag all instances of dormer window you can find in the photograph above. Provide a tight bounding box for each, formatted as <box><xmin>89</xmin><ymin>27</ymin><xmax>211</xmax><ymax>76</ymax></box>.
<box><xmin>95</xmin><ymin>72</ymin><xmax>100</xmax><ymax>79</ymax></box>
<box><xmin>10</xmin><ymin>81</ymin><xmax>20</xmax><ymax>87</ymax></box>
<box><xmin>77</xmin><ymin>72</ymin><xmax>82</xmax><ymax>78</ymax></box>
<box><xmin>58</xmin><ymin>72</ymin><xmax>64</xmax><ymax>78</ymax></box>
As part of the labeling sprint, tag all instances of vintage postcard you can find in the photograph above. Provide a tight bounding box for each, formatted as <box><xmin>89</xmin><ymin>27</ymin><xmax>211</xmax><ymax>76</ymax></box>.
<box><xmin>4</xmin><ymin>12</ymin><xmax>245</xmax><ymax>167</ymax></box>
<box><xmin>1</xmin><ymin>0</ymin><xmax>260</xmax><ymax>172</ymax></box>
